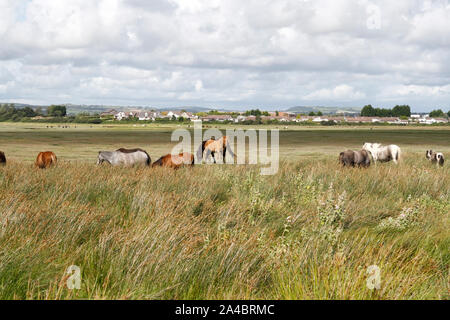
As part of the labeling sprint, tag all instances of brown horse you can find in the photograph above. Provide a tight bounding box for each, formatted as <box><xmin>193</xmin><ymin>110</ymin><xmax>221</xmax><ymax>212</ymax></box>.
<box><xmin>35</xmin><ymin>151</ymin><xmax>57</xmax><ymax>169</ymax></box>
<box><xmin>152</xmin><ymin>152</ymin><xmax>194</xmax><ymax>169</ymax></box>
<box><xmin>197</xmin><ymin>136</ymin><xmax>235</xmax><ymax>163</ymax></box>
<box><xmin>0</xmin><ymin>151</ymin><xmax>5</xmax><ymax>166</ymax></box>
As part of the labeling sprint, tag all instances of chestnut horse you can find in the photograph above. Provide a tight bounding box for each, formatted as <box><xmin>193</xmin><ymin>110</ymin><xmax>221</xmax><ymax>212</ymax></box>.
<box><xmin>35</xmin><ymin>151</ymin><xmax>57</xmax><ymax>169</ymax></box>
<box><xmin>197</xmin><ymin>136</ymin><xmax>235</xmax><ymax>163</ymax></box>
<box><xmin>152</xmin><ymin>152</ymin><xmax>194</xmax><ymax>169</ymax></box>
<box><xmin>0</xmin><ymin>151</ymin><xmax>5</xmax><ymax>166</ymax></box>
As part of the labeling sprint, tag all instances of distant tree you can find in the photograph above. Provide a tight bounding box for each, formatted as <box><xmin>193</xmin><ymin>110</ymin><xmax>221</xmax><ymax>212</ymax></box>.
<box><xmin>317</xmin><ymin>111</ymin><xmax>323</xmax><ymax>116</ymax></box>
<box><xmin>244</xmin><ymin>109</ymin><xmax>262</xmax><ymax>116</ymax></box>
<box><xmin>47</xmin><ymin>105</ymin><xmax>67</xmax><ymax>117</ymax></box>
<box><xmin>392</xmin><ymin>105</ymin><xmax>411</xmax><ymax>117</ymax></box>
<box><xmin>275</xmin><ymin>111</ymin><xmax>279</xmax><ymax>116</ymax></box>
<box><xmin>429</xmin><ymin>109</ymin><xmax>445</xmax><ymax>118</ymax></box>
<box><xmin>308</xmin><ymin>111</ymin><xmax>315</xmax><ymax>116</ymax></box>
<box><xmin>375</xmin><ymin>108</ymin><xmax>393</xmax><ymax>117</ymax></box>
<box><xmin>447</xmin><ymin>110</ymin><xmax>450</xmax><ymax>117</ymax></box>
<box><xmin>262</xmin><ymin>111</ymin><xmax>269</xmax><ymax>116</ymax></box>
<box><xmin>361</xmin><ymin>104</ymin><xmax>375</xmax><ymax>117</ymax></box>
<box><xmin>34</xmin><ymin>107</ymin><xmax>43</xmax><ymax>116</ymax></box>
<box><xmin>21</xmin><ymin>107</ymin><xmax>37</xmax><ymax>117</ymax></box>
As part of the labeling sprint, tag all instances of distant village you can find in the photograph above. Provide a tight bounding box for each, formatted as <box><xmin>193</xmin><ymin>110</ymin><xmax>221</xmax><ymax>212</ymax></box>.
<box><xmin>101</xmin><ymin>109</ymin><xmax>449</xmax><ymax>125</ymax></box>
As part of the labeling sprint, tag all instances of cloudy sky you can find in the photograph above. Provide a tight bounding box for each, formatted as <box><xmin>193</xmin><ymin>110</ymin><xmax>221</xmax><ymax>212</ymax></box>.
<box><xmin>0</xmin><ymin>0</ymin><xmax>449</xmax><ymax>111</ymax></box>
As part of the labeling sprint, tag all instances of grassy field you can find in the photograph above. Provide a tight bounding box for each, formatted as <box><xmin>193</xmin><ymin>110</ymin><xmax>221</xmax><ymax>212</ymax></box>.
<box><xmin>0</xmin><ymin>123</ymin><xmax>449</xmax><ymax>299</ymax></box>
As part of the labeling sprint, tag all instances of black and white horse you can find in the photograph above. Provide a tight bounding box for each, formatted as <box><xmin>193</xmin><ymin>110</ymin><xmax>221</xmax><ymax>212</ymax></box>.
<box><xmin>426</xmin><ymin>150</ymin><xmax>445</xmax><ymax>167</ymax></box>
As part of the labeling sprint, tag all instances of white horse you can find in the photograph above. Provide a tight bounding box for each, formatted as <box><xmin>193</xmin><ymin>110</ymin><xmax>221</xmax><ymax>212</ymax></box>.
<box><xmin>362</xmin><ymin>143</ymin><xmax>401</xmax><ymax>164</ymax></box>
<box><xmin>97</xmin><ymin>148</ymin><xmax>151</xmax><ymax>166</ymax></box>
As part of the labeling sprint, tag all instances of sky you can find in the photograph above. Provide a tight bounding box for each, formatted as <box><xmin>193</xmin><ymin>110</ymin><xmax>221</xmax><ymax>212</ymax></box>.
<box><xmin>0</xmin><ymin>0</ymin><xmax>449</xmax><ymax>112</ymax></box>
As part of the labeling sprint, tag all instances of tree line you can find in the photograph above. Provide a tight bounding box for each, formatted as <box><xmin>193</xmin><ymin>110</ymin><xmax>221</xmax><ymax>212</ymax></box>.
<box><xmin>360</xmin><ymin>105</ymin><xmax>411</xmax><ymax>117</ymax></box>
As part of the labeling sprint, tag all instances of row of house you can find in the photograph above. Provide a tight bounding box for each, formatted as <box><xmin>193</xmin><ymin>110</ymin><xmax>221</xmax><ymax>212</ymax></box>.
<box><xmin>101</xmin><ymin>109</ymin><xmax>198</xmax><ymax>121</ymax></box>
<box><xmin>101</xmin><ymin>109</ymin><xmax>448</xmax><ymax>125</ymax></box>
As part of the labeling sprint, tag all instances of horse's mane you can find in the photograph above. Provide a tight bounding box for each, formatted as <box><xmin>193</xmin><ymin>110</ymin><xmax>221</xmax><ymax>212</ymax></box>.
<box><xmin>152</xmin><ymin>155</ymin><xmax>166</xmax><ymax>167</ymax></box>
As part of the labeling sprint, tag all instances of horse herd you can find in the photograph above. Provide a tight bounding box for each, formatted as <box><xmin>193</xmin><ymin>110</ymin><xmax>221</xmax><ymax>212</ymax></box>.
<box><xmin>0</xmin><ymin>136</ymin><xmax>233</xmax><ymax>169</ymax></box>
<box><xmin>339</xmin><ymin>143</ymin><xmax>445</xmax><ymax>167</ymax></box>
<box><xmin>0</xmin><ymin>138</ymin><xmax>445</xmax><ymax>169</ymax></box>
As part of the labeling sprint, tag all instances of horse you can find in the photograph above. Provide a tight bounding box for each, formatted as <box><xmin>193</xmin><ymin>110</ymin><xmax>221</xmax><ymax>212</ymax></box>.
<box><xmin>426</xmin><ymin>150</ymin><xmax>445</xmax><ymax>167</ymax></box>
<box><xmin>97</xmin><ymin>148</ymin><xmax>151</xmax><ymax>166</ymax></box>
<box><xmin>152</xmin><ymin>152</ymin><xmax>194</xmax><ymax>169</ymax></box>
<box><xmin>362</xmin><ymin>143</ymin><xmax>401</xmax><ymax>164</ymax></box>
<box><xmin>196</xmin><ymin>136</ymin><xmax>235</xmax><ymax>163</ymax></box>
<box><xmin>0</xmin><ymin>151</ymin><xmax>6</xmax><ymax>166</ymax></box>
<box><xmin>35</xmin><ymin>151</ymin><xmax>57</xmax><ymax>169</ymax></box>
<box><xmin>339</xmin><ymin>149</ymin><xmax>372</xmax><ymax>168</ymax></box>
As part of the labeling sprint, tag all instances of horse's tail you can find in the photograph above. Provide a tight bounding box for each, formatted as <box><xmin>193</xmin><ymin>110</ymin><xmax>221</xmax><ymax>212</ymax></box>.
<box><xmin>396</xmin><ymin>147</ymin><xmax>401</xmax><ymax>162</ymax></box>
<box><xmin>142</xmin><ymin>150</ymin><xmax>151</xmax><ymax>166</ymax></box>
<box><xmin>35</xmin><ymin>153</ymin><xmax>42</xmax><ymax>168</ymax></box>
<box><xmin>225</xmin><ymin>139</ymin><xmax>235</xmax><ymax>159</ymax></box>
<box><xmin>197</xmin><ymin>140</ymin><xmax>207</xmax><ymax>162</ymax></box>
<box><xmin>51</xmin><ymin>153</ymin><xmax>57</xmax><ymax>165</ymax></box>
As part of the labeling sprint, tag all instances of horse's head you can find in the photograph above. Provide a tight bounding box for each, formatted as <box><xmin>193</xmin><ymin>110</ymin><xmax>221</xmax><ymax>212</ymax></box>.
<box><xmin>97</xmin><ymin>151</ymin><xmax>110</xmax><ymax>165</ymax></box>
<box><xmin>362</xmin><ymin>142</ymin><xmax>372</xmax><ymax>150</ymax></box>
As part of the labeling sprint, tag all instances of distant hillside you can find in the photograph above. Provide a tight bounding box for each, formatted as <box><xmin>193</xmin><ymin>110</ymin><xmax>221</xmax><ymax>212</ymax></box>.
<box><xmin>61</xmin><ymin>104</ymin><xmax>217</xmax><ymax>114</ymax></box>
<box><xmin>286</xmin><ymin>106</ymin><xmax>361</xmax><ymax>114</ymax></box>
<box><xmin>2</xmin><ymin>102</ymin><xmax>361</xmax><ymax>115</ymax></box>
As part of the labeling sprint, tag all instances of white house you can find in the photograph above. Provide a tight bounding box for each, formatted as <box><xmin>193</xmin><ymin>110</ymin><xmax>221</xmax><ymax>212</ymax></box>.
<box><xmin>114</xmin><ymin>111</ymin><xmax>135</xmax><ymax>121</ymax></box>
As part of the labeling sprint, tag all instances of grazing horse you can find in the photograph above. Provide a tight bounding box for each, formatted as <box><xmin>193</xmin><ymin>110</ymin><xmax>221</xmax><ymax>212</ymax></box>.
<box><xmin>362</xmin><ymin>143</ymin><xmax>401</xmax><ymax>164</ymax></box>
<box><xmin>152</xmin><ymin>152</ymin><xmax>194</xmax><ymax>169</ymax></box>
<box><xmin>197</xmin><ymin>136</ymin><xmax>235</xmax><ymax>163</ymax></box>
<box><xmin>35</xmin><ymin>151</ymin><xmax>57</xmax><ymax>169</ymax></box>
<box><xmin>426</xmin><ymin>150</ymin><xmax>445</xmax><ymax>167</ymax></box>
<box><xmin>339</xmin><ymin>150</ymin><xmax>372</xmax><ymax>168</ymax></box>
<box><xmin>97</xmin><ymin>148</ymin><xmax>151</xmax><ymax>166</ymax></box>
<box><xmin>0</xmin><ymin>151</ymin><xmax>6</xmax><ymax>166</ymax></box>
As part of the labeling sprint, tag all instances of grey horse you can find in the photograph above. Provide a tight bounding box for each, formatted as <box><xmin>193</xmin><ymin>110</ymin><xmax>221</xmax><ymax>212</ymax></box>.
<box><xmin>339</xmin><ymin>149</ymin><xmax>372</xmax><ymax>168</ymax></box>
<box><xmin>97</xmin><ymin>148</ymin><xmax>151</xmax><ymax>166</ymax></box>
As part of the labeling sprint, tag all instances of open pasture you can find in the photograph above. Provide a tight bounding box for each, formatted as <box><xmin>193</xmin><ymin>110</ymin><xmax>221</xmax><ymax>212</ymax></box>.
<box><xmin>0</xmin><ymin>123</ymin><xmax>448</xmax><ymax>299</ymax></box>
<box><xmin>0</xmin><ymin>122</ymin><xmax>449</xmax><ymax>162</ymax></box>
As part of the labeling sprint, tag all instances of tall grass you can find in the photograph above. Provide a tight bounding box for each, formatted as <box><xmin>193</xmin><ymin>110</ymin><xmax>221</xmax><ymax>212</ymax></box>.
<box><xmin>0</xmin><ymin>155</ymin><xmax>448</xmax><ymax>299</ymax></box>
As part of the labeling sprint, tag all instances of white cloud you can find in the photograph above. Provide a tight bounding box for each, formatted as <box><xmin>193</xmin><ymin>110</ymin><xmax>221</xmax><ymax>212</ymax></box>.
<box><xmin>0</xmin><ymin>0</ymin><xmax>449</xmax><ymax>111</ymax></box>
<box><xmin>304</xmin><ymin>85</ymin><xmax>366</xmax><ymax>101</ymax></box>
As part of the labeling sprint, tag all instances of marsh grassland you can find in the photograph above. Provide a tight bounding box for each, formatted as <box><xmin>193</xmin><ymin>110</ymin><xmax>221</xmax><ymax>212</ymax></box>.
<box><xmin>0</xmin><ymin>123</ymin><xmax>448</xmax><ymax>299</ymax></box>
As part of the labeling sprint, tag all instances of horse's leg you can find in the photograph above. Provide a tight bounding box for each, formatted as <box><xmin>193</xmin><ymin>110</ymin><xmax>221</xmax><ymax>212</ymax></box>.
<box><xmin>222</xmin><ymin>147</ymin><xmax>226</xmax><ymax>163</ymax></box>
<box><xmin>211</xmin><ymin>151</ymin><xmax>216</xmax><ymax>164</ymax></box>
<box><xmin>204</xmin><ymin>149</ymin><xmax>211</xmax><ymax>163</ymax></box>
